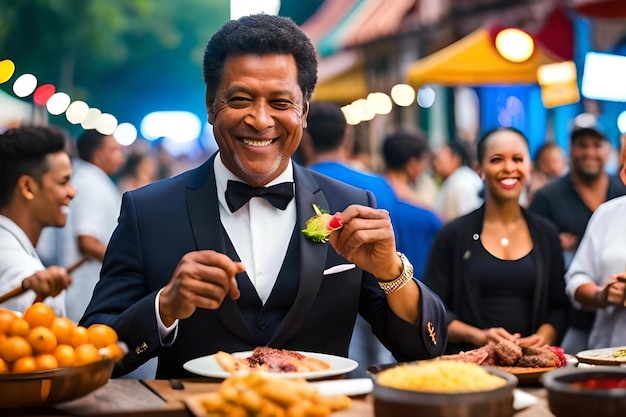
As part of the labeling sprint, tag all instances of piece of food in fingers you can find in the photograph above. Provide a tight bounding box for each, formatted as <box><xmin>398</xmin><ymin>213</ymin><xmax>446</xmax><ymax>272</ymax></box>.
<box><xmin>302</xmin><ymin>204</ymin><xmax>343</xmax><ymax>243</ymax></box>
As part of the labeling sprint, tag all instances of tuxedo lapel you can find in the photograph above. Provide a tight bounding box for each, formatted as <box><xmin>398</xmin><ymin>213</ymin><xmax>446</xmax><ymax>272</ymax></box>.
<box><xmin>270</xmin><ymin>165</ymin><xmax>328</xmax><ymax>346</ymax></box>
<box><xmin>185</xmin><ymin>154</ymin><xmax>254</xmax><ymax>344</ymax></box>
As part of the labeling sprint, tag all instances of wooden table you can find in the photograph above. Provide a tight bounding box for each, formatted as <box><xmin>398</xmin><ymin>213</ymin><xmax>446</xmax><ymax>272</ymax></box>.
<box><xmin>4</xmin><ymin>379</ymin><xmax>554</xmax><ymax>417</ymax></box>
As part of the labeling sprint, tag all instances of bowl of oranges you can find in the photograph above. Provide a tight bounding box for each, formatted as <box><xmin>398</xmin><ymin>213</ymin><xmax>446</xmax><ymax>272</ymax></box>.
<box><xmin>0</xmin><ymin>303</ymin><xmax>126</xmax><ymax>408</ymax></box>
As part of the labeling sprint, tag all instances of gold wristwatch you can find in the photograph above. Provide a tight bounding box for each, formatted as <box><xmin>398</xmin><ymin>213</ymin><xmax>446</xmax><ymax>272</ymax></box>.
<box><xmin>378</xmin><ymin>252</ymin><xmax>414</xmax><ymax>295</ymax></box>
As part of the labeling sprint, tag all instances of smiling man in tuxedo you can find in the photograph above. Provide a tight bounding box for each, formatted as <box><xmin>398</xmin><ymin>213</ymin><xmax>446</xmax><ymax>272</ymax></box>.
<box><xmin>81</xmin><ymin>14</ymin><xmax>447</xmax><ymax>379</ymax></box>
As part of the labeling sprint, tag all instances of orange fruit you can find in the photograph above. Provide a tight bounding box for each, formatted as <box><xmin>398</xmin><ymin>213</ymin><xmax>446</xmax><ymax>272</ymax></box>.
<box><xmin>8</xmin><ymin>318</ymin><xmax>30</xmax><ymax>337</ymax></box>
<box><xmin>34</xmin><ymin>354</ymin><xmax>58</xmax><ymax>371</ymax></box>
<box><xmin>70</xmin><ymin>326</ymin><xmax>89</xmax><ymax>347</ymax></box>
<box><xmin>12</xmin><ymin>356</ymin><xmax>37</xmax><ymax>373</ymax></box>
<box><xmin>100</xmin><ymin>343</ymin><xmax>125</xmax><ymax>362</ymax></box>
<box><xmin>52</xmin><ymin>344</ymin><xmax>75</xmax><ymax>367</ymax></box>
<box><xmin>86</xmin><ymin>324</ymin><xmax>118</xmax><ymax>349</ymax></box>
<box><xmin>0</xmin><ymin>309</ymin><xmax>17</xmax><ymax>334</ymax></box>
<box><xmin>50</xmin><ymin>317</ymin><xmax>76</xmax><ymax>345</ymax></box>
<box><xmin>23</xmin><ymin>302</ymin><xmax>56</xmax><ymax>328</ymax></box>
<box><xmin>27</xmin><ymin>327</ymin><xmax>57</xmax><ymax>353</ymax></box>
<box><xmin>74</xmin><ymin>343</ymin><xmax>100</xmax><ymax>366</ymax></box>
<box><xmin>0</xmin><ymin>358</ymin><xmax>8</xmax><ymax>373</ymax></box>
<box><xmin>0</xmin><ymin>336</ymin><xmax>33</xmax><ymax>362</ymax></box>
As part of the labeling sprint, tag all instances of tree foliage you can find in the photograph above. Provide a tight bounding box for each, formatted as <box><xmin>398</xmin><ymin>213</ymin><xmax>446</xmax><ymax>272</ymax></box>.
<box><xmin>0</xmin><ymin>0</ymin><xmax>228</xmax><ymax>127</ymax></box>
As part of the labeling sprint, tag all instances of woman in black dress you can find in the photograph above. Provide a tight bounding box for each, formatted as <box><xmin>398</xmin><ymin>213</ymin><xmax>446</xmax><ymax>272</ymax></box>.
<box><xmin>424</xmin><ymin>128</ymin><xmax>569</xmax><ymax>354</ymax></box>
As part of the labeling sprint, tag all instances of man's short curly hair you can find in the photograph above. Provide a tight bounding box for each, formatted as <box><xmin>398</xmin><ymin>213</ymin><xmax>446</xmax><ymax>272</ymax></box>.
<box><xmin>203</xmin><ymin>14</ymin><xmax>318</xmax><ymax>102</ymax></box>
<box><xmin>0</xmin><ymin>126</ymin><xmax>67</xmax><ymax>209</ymax></box>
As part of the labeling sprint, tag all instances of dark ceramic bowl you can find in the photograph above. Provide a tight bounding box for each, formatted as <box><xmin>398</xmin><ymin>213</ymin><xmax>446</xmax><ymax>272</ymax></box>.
<box><xmin>540</xmin><ymin>366</ymin><xmax>626</xmax><ymax>417</ymax></box>
<box><xmin>373</xmin><ymin>365</ymin><xmax>518</xmax><ymax>417</ymax></box>
<box><xmin>0</xmin><ymin>358</ymin><xmax>114</xmax><ymax>408</ymax></box>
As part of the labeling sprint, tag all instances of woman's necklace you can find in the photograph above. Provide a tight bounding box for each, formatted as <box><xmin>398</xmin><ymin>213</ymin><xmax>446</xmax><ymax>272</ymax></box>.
<box><xmin>500</xmin><ymin>237</ymin><xmax>509</xmax><ymax>247</ymax></box>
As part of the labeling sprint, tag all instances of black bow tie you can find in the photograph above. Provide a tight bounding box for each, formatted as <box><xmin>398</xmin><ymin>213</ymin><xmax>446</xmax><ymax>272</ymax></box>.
<box><xmin>225</xmin><ymin>180</ymin><xmax>294</xmax><ymax>212</ymax></box>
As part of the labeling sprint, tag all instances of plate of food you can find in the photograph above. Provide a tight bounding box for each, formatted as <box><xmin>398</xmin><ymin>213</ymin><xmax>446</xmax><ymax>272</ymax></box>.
<box><xmin>576</xmin><ymin>346</ymin><xmax>626</xmax><ymax>366</ymax></box>
<box><xmin>489</xmin><ymin>365</ymin><xmax>558</xmax><ymax>384</ymax></box>
<box><xmin>430</xmin><ymin>342</ymin><xmax>569</xmax><ymax>384</ymax></box>
<box><xmin>183</xmin><ymin>347</ymin><xmax>358</xmax><ymax>380</ymax></box>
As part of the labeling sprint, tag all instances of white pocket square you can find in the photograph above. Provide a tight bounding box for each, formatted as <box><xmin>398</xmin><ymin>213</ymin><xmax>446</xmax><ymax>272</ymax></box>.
<box><xmin>323</xmin><ymin>264</ymin><xmax>356</xmax><ymax>275</ymax></box>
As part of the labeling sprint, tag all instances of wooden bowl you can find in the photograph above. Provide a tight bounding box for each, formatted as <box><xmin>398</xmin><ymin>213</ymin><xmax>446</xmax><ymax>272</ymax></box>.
<box><xmin>0</xmin><ymin>358</ymin><xmax>115</xmax><ymax>408</ymax></box>
<box><xmin>540</xmin><ymin>366</ymin><xmax>626</xmax><ymax>417</ymax></box>
<box><xmin>373</xmin><ymin>364</ymin><xmax>518</xmax><ymax>417</ymax></box>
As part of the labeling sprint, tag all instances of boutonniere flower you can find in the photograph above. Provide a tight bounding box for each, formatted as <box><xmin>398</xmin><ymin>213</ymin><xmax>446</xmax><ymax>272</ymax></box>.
<box><xmin>302</xmin><ymin>204</ymin><xmax>343</xmax><ymax>243</ymax></box>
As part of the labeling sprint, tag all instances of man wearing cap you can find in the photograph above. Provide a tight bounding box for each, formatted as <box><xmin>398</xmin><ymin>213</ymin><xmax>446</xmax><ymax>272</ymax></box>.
<box><xmin>529</xmin><ymin>126</ymin><xmax>626</xmax><ymax>353</ymax></box>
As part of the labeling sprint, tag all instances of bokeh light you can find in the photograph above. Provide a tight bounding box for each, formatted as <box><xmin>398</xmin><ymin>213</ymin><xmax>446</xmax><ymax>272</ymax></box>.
<box><xmin>617</xmin><ymin>111</ymin><xmax>626</xmax><ymax>134</ymax></box>
<box><xmin>495</xmin><ymin>28</ymin><xmax>534</xmax><ymax>63</ymax></box>
<box><xmin>46</xmin><ymin>92</ymin><xmax>71</xmax><ymax>115</ymax></box>
<box><xmin>114</xmin><ymin>123</ymin><xmax>138</xmax><ymax>146</ymax></box>
<box><xmin>33</xmin><ymin>84</ymin><xmax>56</xmax><ymax>106</ymax></box>
<box><xmin>417</xmin><ymin>86</ymin><xmax>436</xmax><ymax>108</ymax></box>
<box><xmin>350</xmin><ymin>99</ymin><xmax>375</xmax><ymax>122</ymax></box>
<box><xmin>0</xmin><ymin>59</ymin><xmax>16</xmax><ymax>84</ymax></box>
<box><xmin>95</xmin><ymin>113</ymin><xmax>118</xmax><ymax>135</ymax></box>
<box><xmin>81</xmin><ymin>108</ymin><xmax>102</xmax><ymax>130</ymax></box>
<box><xmin>390</xmin><ymin>84</ymin><xmax>416</xmax><ymax>107</ymax></box>
<box><xmin>341</xmin><ymin>104</ymin><xmax>361</xmax><ymax>126</ymax></box>
<box><xmin>230</xmin><ymin>0</ymin><xmax>280</xmax><ymax>19</ymax></box>
<box><xmin>65</xmin><ymin>101</ymin><xmax>89</xmax><ymax>124</ymax></box>
<box><xmin>141</xmin><ymin>111</ymin><xmax>201</xmax><ymax>143</ymax></box>
<box><xmin>367</xmin><ymin>92</ymin><xmax>393</xmax><ymax>115</ymax></box>
<box><xmin>13</xmin><ymin>74</ymin><xmax>37</xmax><ymax>97</ymax></box>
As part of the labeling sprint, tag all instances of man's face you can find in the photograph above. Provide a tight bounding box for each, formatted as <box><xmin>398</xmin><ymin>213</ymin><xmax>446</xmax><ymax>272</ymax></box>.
<box><xmin>432</xmin><ymin>146</ymin><xmax>457</xmax><ymax>181</ymax></box>
<box><xmin>31</xmin><ymin>151</ymin><xmax>76</xmax><ymax>228</ymax></box>
<box><xmin>569</xmin><ymin>135</ymin><xmax>609</xmax><ymax>181</ymax></box>
<box><xmin>206</xmin><ymin>54</ymin><xmax>308</xmax><ymax>186</ymax></box>
<box><xmin>93</xmin><ymin>135</ymin><xmax>124</xmax><ymax>176</ymax></box>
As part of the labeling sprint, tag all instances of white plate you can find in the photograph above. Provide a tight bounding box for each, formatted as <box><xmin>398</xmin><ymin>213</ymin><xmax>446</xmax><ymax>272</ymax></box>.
<box><xmin>576</xmin><ymin>346</ymin><xmax>626</xmax><ymax>366</ymax></box>
<box><xmin>513</xmin><ymin>389</ymin><xmax>539</xmax><ymax>410</ymax></box>
<box><xmin>309</xmin><ymin>378</ymin><xmax>373</xmax><ymax>396</ymax></box>
<box><xmin>183</xmin><ymin>351</ymin><xmax>359</xmax><ymax>380</ymax></box>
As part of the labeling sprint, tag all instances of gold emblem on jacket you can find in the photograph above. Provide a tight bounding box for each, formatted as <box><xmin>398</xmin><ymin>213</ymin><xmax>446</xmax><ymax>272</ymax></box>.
<box><xmin>427</xmin><ymin>322</ymin><xmax>437</xmax><ymax>346</ymax></box>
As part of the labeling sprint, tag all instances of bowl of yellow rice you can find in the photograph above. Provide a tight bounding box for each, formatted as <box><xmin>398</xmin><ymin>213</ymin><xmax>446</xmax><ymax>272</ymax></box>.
<box><xmin>373</xmin><ymin>359</ymin><xmax>517</xmax><ymax>417</ymax></box>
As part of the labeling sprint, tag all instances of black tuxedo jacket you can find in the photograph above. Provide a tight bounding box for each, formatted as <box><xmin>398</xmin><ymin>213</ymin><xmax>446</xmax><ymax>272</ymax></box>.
<box><xmin>81</xmin><ymin>154</ymin><xmax>447</xmax><ymax>378</ymax></box>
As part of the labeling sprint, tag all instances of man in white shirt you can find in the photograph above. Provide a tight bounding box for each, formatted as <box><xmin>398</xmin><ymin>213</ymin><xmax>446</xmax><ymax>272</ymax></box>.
<box><xmin>0</xmin><ymin>126</ymin><xmax>75</xmax><ymax>314</ymax></box>
<box><xmin>81</xmin><ymin>14</ymin><xmax>448</xmax><ymax>379</ymax></box>
<box><xmin>433</xmin><ymin>141</ymin><xmax>484</xmax><ymax>222</ymax></box>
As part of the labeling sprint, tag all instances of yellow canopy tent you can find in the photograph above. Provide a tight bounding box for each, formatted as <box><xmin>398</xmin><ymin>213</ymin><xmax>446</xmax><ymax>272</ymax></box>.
<box><xmin>406</xmin><ymin>27</ymin><xmax>562</xmax><ymax>87</ymax></box>
<box><xmin>312</xmin><ymin>51</ymin><xmax>369</xmax><ymax>104</ymax></box>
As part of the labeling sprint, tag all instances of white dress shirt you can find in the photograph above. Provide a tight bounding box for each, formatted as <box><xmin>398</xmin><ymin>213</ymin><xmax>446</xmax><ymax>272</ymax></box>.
<box><xmin>0</xmin><ymin>215</ymin><xmax>66</xmax><ymax>316</ymax></box>
<box><xmin>214</xmin><ymin>154</ymin><xmax>296</xmax><ymax>304</ymax></box>
<box><xmin>156</xmin><ymin>154</ymin><xmax>296</xmax><ymax>342</ymax></box>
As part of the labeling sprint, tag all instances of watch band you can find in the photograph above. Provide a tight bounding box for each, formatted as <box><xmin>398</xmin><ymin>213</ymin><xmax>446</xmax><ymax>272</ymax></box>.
<box><xmin>378</xmin><ymin>252</ymin><xmax>414</xmax><ymax>295</ymax></box>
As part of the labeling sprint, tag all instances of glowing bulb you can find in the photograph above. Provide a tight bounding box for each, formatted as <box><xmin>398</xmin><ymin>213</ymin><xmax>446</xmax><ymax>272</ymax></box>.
<box><xmin>13</xmin><ymin>74</ymin><xmax>37</xmax><ymax>97</ymax></box>
<box><xmin>81</xmin><ymin>108</ymin><xmax>102</xmax><ymax>130</ymax></box>
<box><xmin>391</xmin><ymin>84</ymin><xmax>416</xmax><ymax>107</ymax></box>
<box><xmin>495</xmin><ymin>28</ymin><xmax>534</xmax><ymax>63</ymax></box>
<box><xmin>96</xmin><ymin>113</ymin><xmax>118</xmax><ymax>135</ymax></box>
<box><xmin>0</xmin><ymin>60</ymin><xmax>16</xmax><ymax>84</ymax></box>
<box><xmin>417</xmin><ymin>86</ymin><xmax>436</xmax><ymax>108</ymax></box>
<box><xmin>66</xmin><ymin>101</ymin><xmax>89</xmax><ymax>124</ymax></box>
<box><xmin>46</xmin><ymin>92</ymin><xmax>71</xmax><ymax>115</ymax></box>
<box><xmin>114</xmin><ymin>123</ymin><xmax>138</xmax><ymax>146</ymax></box>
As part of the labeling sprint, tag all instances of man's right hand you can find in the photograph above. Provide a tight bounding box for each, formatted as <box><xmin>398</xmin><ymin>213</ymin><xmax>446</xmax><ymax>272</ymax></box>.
<box><xmin>22</xmin><ymin>266</ymin><xmax>72</xmax><ymax>300</ymax></box>
<box><xmin>158</xmin><ymin>250</ymin><xmax>245</xmax><ymax>326</ymax></box>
